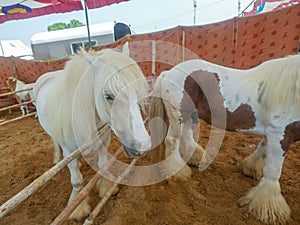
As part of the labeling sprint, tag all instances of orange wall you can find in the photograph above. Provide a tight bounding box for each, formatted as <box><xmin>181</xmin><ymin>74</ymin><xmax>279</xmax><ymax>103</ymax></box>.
<box><xmin>0</xmin><ymin>4</ymin><xmax>299</xmax><ymax>88</ymax></box>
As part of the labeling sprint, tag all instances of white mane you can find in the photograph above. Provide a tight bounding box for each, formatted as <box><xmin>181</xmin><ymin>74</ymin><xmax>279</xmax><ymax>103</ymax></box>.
<box><xmin>44</xmin><ymin>48</ymin><xmax>149</xmax><ymax>143</ymax></box>
<box><xmin>93</xmin><ymin>49</ymin><xmax>149</xmax><ymax>120</ymax></box>
<box><xmin>251</xmin><ymin>55</ymin><xmax>300</xmax><ymax>114</ymax></box>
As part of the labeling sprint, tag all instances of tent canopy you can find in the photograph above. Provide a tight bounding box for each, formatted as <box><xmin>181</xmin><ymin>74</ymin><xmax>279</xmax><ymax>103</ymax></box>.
<box><xmin>0</xmin><ymin>0</ymin><xmax>128</xmax><ymax>24</ymax></box>
<box><xmin>0</xmin><ymin>40</ymin><xmax>33</xmax><ymax>58</ymax></box>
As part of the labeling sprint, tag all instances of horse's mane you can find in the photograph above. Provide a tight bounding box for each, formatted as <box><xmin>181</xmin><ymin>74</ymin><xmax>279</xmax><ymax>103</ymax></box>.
<box><xmin>91</xmin><ymin>49</ymin><xmax>149</xmax><ymax>117</ymax></box>
<box><xmin>45</xmin><ymin>48</ymin><xmax>148</xmax><ymax>142</ymax></box>
<box><xmin>253</xmin><ymin>55</ymin><xmax>300</xmax><ymax>114</ymax></box>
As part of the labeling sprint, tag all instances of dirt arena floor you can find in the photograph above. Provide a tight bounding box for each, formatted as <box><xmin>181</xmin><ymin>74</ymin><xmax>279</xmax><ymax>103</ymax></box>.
<box><xmin>0</xmin><ymin>111</ymin><xmax>299</xmax><ymax>225</ymax></box>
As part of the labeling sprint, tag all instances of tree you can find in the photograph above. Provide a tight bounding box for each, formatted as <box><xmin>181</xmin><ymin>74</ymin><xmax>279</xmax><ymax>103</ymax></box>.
<box><xmin>48</xmin><ymin>22</ymin><xmax>67</xmax><ymax>31</ymax></box>
<box><xmin>66</xmin><ymin>19</ymin><xmax>85</xmax><ymax>28</ymax></box>
<box><xmin>47</xmin><ymin>19</ymin><xmax>85</xmax><ymax>31</ymax></box>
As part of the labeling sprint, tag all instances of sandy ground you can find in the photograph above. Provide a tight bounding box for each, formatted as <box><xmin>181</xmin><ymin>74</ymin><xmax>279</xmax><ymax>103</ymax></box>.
<box><xmin>0</xmin><ymin>111</ymin><xmax>299</xmax><ymax>225</ymax></box>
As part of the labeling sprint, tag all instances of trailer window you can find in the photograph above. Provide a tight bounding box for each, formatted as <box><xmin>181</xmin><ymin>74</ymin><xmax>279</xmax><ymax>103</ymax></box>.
<box><xmin>71</xmin><ymin>40</ymin><xmax>97</xmax><ymax>54</ymax></box>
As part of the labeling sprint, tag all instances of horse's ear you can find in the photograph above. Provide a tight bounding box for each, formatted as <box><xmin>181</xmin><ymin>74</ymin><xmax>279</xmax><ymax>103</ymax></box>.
<box><xmin>121</xmin><ymin>42</ymin><xmax>130</xmax><ymax>57</ymax></box>
<box><xmin>81</xmin><ymin>48</ymin><xmax>99</xmax><ymax>73</ymax></box>
<box><xmin>81</xmin><ymin>48</ymin><xmax>95</xmax><ymax>65</ymax></box>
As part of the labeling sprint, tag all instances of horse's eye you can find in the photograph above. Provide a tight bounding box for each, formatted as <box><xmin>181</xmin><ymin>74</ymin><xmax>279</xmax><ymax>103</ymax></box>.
<box><xmin>104</xmin><ymin>93</ymin><xmax>114</xmax><ymax>101</ymax></box>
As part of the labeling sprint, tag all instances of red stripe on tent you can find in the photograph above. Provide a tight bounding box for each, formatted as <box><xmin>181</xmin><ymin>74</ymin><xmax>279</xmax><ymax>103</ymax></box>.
<box><xmin>0</xmin><ymin>0</ymin><xmax>128</xmax><ymax>24</ymax></box>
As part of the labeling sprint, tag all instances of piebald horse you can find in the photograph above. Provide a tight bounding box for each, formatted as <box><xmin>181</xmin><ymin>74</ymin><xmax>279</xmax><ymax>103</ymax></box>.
<box><xmin>150</xmin><ymin>55</ymin><xmax>300</xmax><ymax>224</ymax></box>
<box><xmin>33</xmin><ymin>45</ymin><xmax>151</xmax><ymax>220</ymax></box>
<box><xmin>6</xmin><ymin>77</ymin><xmax>35</xmax><ymax>116</ymax></box>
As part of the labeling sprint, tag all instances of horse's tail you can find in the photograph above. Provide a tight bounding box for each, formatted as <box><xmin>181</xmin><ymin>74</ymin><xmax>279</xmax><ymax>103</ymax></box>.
<box><xmin>147</xmin><ymin>72</ymin><xmax>169</xmax><ymax>163</ymax></box>
<box><xmin>52</xmin><ymin>139</ymin><xmax>62</xmax><ymax>164</ymax></box>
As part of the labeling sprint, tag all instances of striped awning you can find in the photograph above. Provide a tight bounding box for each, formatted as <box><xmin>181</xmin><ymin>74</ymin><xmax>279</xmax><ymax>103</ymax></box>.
<box><xmin>0</xmin><ymin>0</ymin><xmax>129</xmax><ymax>24</ymax></box>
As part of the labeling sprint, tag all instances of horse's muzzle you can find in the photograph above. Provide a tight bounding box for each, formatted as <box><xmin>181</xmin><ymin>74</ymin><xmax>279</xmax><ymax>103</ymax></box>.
<box><xmin>123</xmin><ymin>145</ymin><xmax>146</xmax><ymax>158</ymax></box>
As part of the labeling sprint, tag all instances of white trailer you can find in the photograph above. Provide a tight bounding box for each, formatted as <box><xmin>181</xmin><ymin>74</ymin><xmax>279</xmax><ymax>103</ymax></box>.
<box><xmin>30</xmin><ymin>21</ymin><xmax>131</xmax><ymax>60</ymax></box>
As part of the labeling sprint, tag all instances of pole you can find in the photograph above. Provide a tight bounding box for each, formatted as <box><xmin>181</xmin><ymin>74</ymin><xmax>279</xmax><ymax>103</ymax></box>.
<box><xmin>0</xmin><ymin>125</ymin><xmax>109</xmax><ymax>218</ymax></box>
<box><xmin>83</xmin><ymin>0</ymin><xmax>92</xmax><ymax>47</ymax></box>
<box><xmin>151</xmin><ymin>41</ymin><xmax>156</xmax><ymax>90</ymax></box>
<box><xmin>83</xmin><ymin>158</ymin><xmax>138</xmax><ymax>225</ymax></box>
<box><xmin>193</xmin><ymin>0</ymin><xmax>197</xmax><ymax>25</ymax></box>
<box><xmin>51</xmin><ymin>145</ymin><xmax>123</xmax><ymax>225</ymax></box>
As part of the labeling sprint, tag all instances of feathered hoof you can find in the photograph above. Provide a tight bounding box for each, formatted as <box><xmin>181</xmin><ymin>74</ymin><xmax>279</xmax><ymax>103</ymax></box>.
<box><xmin>187</xmin><ymin>144</ymin><xmax>204</xmax><ymax>166</ymax></box>
<box><xmin>97</xmin><ymin>178</ymin><xmax>119</xmax><ymax>198</ymax></box>
<box><xmin>239</xmin><ymin>179</ymin><xmax>290</xmax><ymax>224</ymax></box>
<box><xmin>68</xmin><ymin>197</ymin><xmax>91</xmax><ymax>221</ymax></box>
<box><xmin>160</xmin><ymin>162</ymin><xmax>192</xmax><ymax>182</ymax></box>
<box><xmin>160</xmin><ymin>151</ymin><xmax>192</xmax><ymax>181</ymax></box>
<box><xmin>242</xmin><ymin>153</ymin><xmax>265</xmax><ymax>180</ymax></box>
<box><xmin>173</xmin><ymin>164</ymin><xmax>192</xmax><ymax>181</ymax></box>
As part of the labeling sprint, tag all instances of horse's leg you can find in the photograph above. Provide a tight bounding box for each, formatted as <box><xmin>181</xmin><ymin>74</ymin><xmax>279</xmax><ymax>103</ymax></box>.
<box><xmin>20</xmin><ymin>105</ymin><xmax>26</xmax><ymax>116</ymax></box>
<box><xmin>162</xmin><ymin>113</ymin><xmax>192</xmax><ymax>181</ymax></box>
<box><xmin>180</xmin><ymin>120</ymin><xmax>204</xmax><ymax>167</ymax></box>
<box><xmin>242</xmin><ymin>136</ymin><xmax>267</xmax><ymax>180</ymax></box>
<box><xmin>62</xmin><ymin>146</ymin><xmax>91</xmax><ymax>221</ymax></box>
<box><xmin>164</xmin><ymin>123</ymin><xmax>192</xmax><ymax>181</ymax></box>
<box><xmin>21</xmin><ymin>99</ymin><xmax>30</xmax><ymax>115</ymax></box>
<box><xmin>25</xmin><ymin>104</ymin><xmax>29</xmax><ymax>115</ymax></box>
<box><xmin>95</xmin><ymin>129</ymin><xmax>119</xmax><ymax>198</ymax></box>
<box><xmin>14</xmin><ymin>95</ymin><xmax>24</xmax><ymax>116</ymax></box>
<box><xmin>239</xmin><ymin>131</ymin><xmax>291</xmax><ymax>224</ymax></box>
<box><xmin>24</xmin><ymin>93</ymin><xmax>31</xmax><ymax>114</ymax></box>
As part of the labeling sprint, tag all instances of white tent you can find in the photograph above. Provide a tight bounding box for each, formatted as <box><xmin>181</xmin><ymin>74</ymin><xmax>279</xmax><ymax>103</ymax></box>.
<box><xmin>0</xmin><ymin>40</ymin><xmax>33</xmax><ymax>59</ymax></box>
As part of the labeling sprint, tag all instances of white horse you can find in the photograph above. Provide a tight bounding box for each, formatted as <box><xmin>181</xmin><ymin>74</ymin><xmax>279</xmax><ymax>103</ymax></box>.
<box><xmin>33</xmin><ymin>45</ymin><xmax>151</xmax><ymax>221</ymax></box>
<box><xmin>6</xmin><ymin>77</ymin><xmax>35</xmax><ymax>116</ymax></box>
<box><xmin>150</xmin><ymin>55</ymin><xmax>300</xmax><ymax>224</ymax></box>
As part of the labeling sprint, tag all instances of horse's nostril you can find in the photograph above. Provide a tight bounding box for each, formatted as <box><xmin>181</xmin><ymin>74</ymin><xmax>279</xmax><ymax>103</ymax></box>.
<box><xmin>131</xmin><ymin>149</ymin><xmax>140</xmax><ymax>156</ymax></box>
<box><xmin>123</xmin><ymin>142</ymin><xmax>144</xmax><ymax>158</ymax></box>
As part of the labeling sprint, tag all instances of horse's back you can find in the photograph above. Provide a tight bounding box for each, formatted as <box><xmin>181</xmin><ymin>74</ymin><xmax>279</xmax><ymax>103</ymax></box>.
<box><xmin>34</xmin><ymin>71</ymin><xmax>61</xmax><ymax>98</ymax></box>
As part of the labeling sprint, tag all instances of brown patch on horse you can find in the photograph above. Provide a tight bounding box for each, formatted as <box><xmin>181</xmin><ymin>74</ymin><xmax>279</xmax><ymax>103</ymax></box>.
<box><xmin>181</xmin><ymin>70</ymin><xmax>256</xmax><ymax>131</ymax></box>
<box><xmin>226</xmin><ymin>104</ymin><xmax>256</xmax><ymax>131</ymax></box>
<box><xmin>280</xmin><ymin>121</ymin><xmax>300</xmax><ymax>154</ymax></box>
<box><xmin>6</xmin><ymin>77</ymin><xmax>17</xmax><ymax>92</ymax></box>
<box><xmin>24</xmin><ymin>93</ymin><xmax>31</xmax><ymax>101</ymax></box>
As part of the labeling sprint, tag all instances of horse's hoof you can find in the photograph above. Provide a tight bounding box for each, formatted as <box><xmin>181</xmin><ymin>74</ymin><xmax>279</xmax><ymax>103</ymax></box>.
<box><xmin>174</xmin><ymin>164</ymin><xmax>192</xmax><ymax>181</ymax></box>
<box><xmin>160</xmin><ymin>163</ymin><xmax>192</xmax><ymax>181</ymax></box>
<box><xmin>187</xmin><ymin>144</ymin><xmax>204</xmax><ymax>166</ymax></box>
<box><xmin>68</xmin><ymin>197</ymin><xmax>91</xmax><ymax>221</ymax></box>
<box><xmin>239</xmin><ymin>179</ymin><xmax>290</xmax><ymax>224</ymax></box>
<box><xmin>97</xmin><ymin>178</ymin><xmax>119</xmax><ymax>198</ymax></box>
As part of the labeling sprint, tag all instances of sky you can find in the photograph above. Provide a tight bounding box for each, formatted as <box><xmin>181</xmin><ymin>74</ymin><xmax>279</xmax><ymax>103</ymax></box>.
<box><xmin>0</xmin><ymin>0</ymin><xmax>254</xmax><ymax>46</ymax></box>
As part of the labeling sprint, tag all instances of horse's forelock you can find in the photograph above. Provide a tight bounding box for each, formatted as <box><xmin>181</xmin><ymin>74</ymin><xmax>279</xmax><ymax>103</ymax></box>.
<box><xmin>62</xmin><ymin>48</ymin><xmax>148</xmax><ymax>123</ymax></box>
<box><xmin>94</xmin><ymin>50</ymin><xmax>149</xmax><ymax>117</ymax></box>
